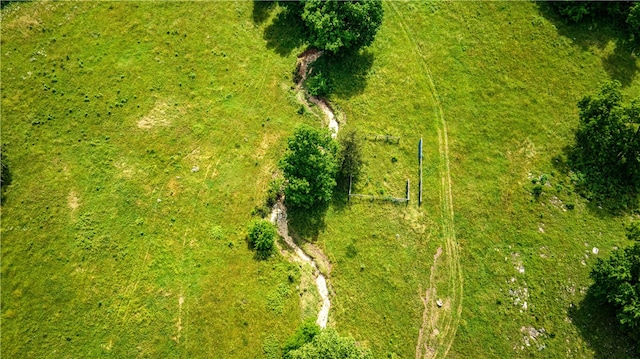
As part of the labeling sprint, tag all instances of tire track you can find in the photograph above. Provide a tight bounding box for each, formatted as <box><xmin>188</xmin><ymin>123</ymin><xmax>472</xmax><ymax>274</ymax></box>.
<box><xmin>386</xmin><ymin>2</ymin><xmax>463</xmax><ymax>358</ymax></box>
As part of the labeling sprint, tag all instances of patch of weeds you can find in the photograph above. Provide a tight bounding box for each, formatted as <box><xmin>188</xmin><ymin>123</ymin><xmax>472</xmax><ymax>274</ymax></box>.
<box><xmin>304</xmin><ymin>70</ymin><xmax>333</xmax><ymax>97</ymax></box>
<box><xmin>210</xmin><ymin>225</ymin><xmax>225</xmax><ymax>240</ymax></box>
<box><xmin>346</xmin><ymin>242</ymin><xmax>358</xmax><ymax>258</ymax></box>
<box><xmin>262</xmin><ymin>334</ymin><xmax>281</xmax><ymax>359</ymax></box>
<box><xmin>266</xmin><ymin>177</ymin><xmax>284</xmax><ymax>208</ymax></box>
<box><xmin>266</xmin><ymin>282</ymin><xmax>291</xmax><ymax>315</ymax></box>
<box><xmin>253</xmin><ymin>177</ymin><xmax>284</xmax><ymax>218</ymax></box>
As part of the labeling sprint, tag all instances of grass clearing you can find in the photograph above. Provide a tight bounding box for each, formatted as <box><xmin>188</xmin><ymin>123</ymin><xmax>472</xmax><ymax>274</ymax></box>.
<box><xmin>319</xmin><ymin>1</ymin><xmax>638</xmax><ymax>358</ymax></box>
<box><xmin>1</xmin><ymin>2</ymin><xmax>310</xmax><ymax>357</ymax></box>
<box><xmin>2</xmin><ymin>1</ymin><xmax>639</xmax><ymax>358</ymax></box>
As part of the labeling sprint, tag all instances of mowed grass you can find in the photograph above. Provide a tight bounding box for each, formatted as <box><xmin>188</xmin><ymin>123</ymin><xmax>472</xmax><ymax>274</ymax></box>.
<box><xmin>2</xmin><ymin>1</ymin><xmax>640</xmax><ymax>359</ymax></box>
<box><xmin>0</xmin><ymin>2</ymin><xmax>317</xmax><ymax>358</ymax></box>
<box><xmin>316</xmin><ymin>1</ymin><xmax>639</xmax><ymax>358</ymax></box>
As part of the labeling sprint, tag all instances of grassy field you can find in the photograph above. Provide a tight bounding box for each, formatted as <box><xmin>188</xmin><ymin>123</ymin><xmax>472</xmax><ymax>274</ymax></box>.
<box><xmin>320</xmin><ymin>1</ymin><xmax>639</xmax><ymax>358</ymax></box>
<box><xmin>0</xmin><ymin>2</ymin><xmax>313</xmax><ymax>357</ymax></box>
<box><xmin>2</xmin><ymin>1</ymin><xmax>639</xmax><ymax>358</ymax></box>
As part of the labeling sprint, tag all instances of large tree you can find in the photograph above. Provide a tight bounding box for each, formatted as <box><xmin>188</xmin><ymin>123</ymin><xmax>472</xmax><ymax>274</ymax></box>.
<box><xmin>570</xmin><ymin>80</ymin><xmax>640</xmax><ymax>206</ymax></box>
<box><xmin>590</xmin><ymin>226</ymin><xmax>640</xmax><ymax>341</ymax></box>
<box><xmin>279</xmin><ymin>124</ymin><xmax>339</xmax><ymax>210</ymax></box>
<box><xmin>300</xmin><ymin>0</ymin><xmax>384</xmax><ymax>54</ymax></box>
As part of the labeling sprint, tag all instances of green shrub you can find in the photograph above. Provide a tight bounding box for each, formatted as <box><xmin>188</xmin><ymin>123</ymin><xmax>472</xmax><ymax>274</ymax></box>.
<box><xmin>305</xmin><ymin>70</ymin><xmax>333</xmax><ymax>97</ymax></box>
<box><xmin>247</xmin><ymin>220</ymin><xmax>278</xmax><ymax>260</ymax></box>
<box><xmin>285</xmin><ymin>327</ymin><xmax>373</xmax><ymax>359</ymax></box>
<box><xmin>283</xmin><ymin>319</ymin><xmax>321</xmax><ymax>358</ymax></box>
<box><xmin>569</xmin><ymin>81</ymin><xmax>640</xmax><ymax>209</ymax></box>
<box><xmin>266</xmin><ymin>177</ymin><xmax>284</xmax><ymax>208</ymax></box>
<box><xmin>532</xmin><ymin>184</ymin><xmax>543</xmax><ymax>199</ymax></box>
<box><xmin>338</xmin><ymin>129</ymin><xmax>363</xmax><ymax>183</ymax></box>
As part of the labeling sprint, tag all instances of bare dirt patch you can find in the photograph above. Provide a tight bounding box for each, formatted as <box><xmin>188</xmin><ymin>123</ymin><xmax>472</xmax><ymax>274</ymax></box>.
<box><xmin>137</xmin><ymin>101</ymin><xmax>173</xmax><ymax>129</ymax></box>
<box><xmin>68</xmin><ymin>191</ymin><xmax>80</xmax><ymax>210</ymax></box>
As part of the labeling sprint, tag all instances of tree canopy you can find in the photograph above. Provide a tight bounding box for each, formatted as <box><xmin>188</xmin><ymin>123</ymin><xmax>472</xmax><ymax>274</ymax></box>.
<box><xmin>549</xmin><ymin>1</ymin><xmax>640</xmax><ymax>40</ymax></box>
<box><xmin>296</xmin><ymin>0</ymin><xmax>384</xmax><ymax>54</ymax></box>
<box><xmin>279</xmin><ymin>124</ymin><xmax>339</xmax><ymax>210</ymax></box>
<box><xmin>569</xmin><ymin>80</ymin><xmax>640</xmax><ymax>208</ymax></box>
<box><xmin>590</xmin><ymin>227</ymin><xmax>640</xmax><ymax>341</ymax></box>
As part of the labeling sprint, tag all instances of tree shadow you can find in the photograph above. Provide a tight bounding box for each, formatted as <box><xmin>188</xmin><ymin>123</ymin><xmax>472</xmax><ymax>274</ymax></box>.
<box><xmin>551</xmin><ymin>146</ymin><xmax>639</xmax><ymax>216</ymax></box>
<box><xmin>251</xmin><ymin>0</ymin><xmax>276</xmax><ymax>25</ymax></box>
<box><xmin>331</xmin><ymin>177</ymin><xmax>350</xmax><ymax>213</ymax></box>
<box><xmin>535</xmin><ymin>2</ymin><xmax>639</xmax><ymax>87</ymax></box>
<box><xmin>0</xmin><ymin>0</ymin><xmax>27</xmax><ymax>10</ymax></box>
<box><xmin>309</xmin><ymin>51</ymin><xmax>375</xmax><ymax>100</ymax></box>
<box><xmin>287</xmin><ymin>204</ymin><xmax>328</xmax><ymax>243</ymax></box>
<box><xmin>260</xmin><ymin>3</ymin><xmax>307</xmax><ymax>57</ymax></box>
<box><xmin>567</xmin><ymin>288</ymin><xmax>637</xmax><ymax>358</ymax></box>
<box><xmin>602</xmin><ymin>44</ymin><xmax>640</xmax><ymax>88</ymax></box>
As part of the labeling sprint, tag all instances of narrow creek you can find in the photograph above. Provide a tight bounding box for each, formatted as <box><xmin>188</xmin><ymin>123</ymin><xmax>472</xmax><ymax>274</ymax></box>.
<box><xmin>268</xmin><ymin>49</ymin><xmax>339</xmax><ymax>328</ymax></box>
<box><xmin>270</xmin><ymin>200</ymin><xmax>330</xmax><ymax>328</ymax></box>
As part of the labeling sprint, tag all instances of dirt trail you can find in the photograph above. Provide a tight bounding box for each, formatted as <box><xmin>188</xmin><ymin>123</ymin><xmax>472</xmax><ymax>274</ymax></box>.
<box><xmin>295</xmin><ymin>49</ymin><xmax>340</xmax><ymax>138</ymax></box>
<box><xmin>386</xmin><ymin>2</ymin><xmax>464</xmax><ymax>359</ymax></box>
<box><xmin>270</xmin><ymin>199</ymin><xmax>331</xmax><ymax>328</ymax></box>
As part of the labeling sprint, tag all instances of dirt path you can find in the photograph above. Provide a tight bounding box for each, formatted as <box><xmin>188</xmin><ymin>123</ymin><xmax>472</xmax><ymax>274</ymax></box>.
<box><xmin>270</xmin><ymin>199</ymin><xmax>331</xmax><ymax>328</ymax></box>
<box><xmin>386</xmin><ymin>2</ymin><xmax>464</xmax><ymax>359</ymax></box>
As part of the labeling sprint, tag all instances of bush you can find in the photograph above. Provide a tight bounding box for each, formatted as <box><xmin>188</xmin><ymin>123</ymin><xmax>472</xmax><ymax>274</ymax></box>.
<box><xmin>285</xmin><ymin>327</ymin><xmax>373</xmax><ymax>359</ymax></box>
<box><xmin>247</xmin><ymin>220</ymin><xmax>278</xmax><ymax>260</ymax></box>
<box><xmin>337</xmin><ymin>129</ymin><xmax>363</xmax><ymax>184</ymax></box>
<box><xmin>549</xmin><ymin>1</ymin><xmax>639</xmax><ymax>41</ymax></box>
<box><xmin>283</xmin><ymin>319</ymin><xmax>320</xmax><ymax>358</ymax></box>
<box><xmin>266</xmin><ymin>177</ymin><xmax>285</xmax><ymax>208</ymax></box>
<box><xmin>532</xmin><ymin>184</ymin><xmax>543</xmax><ymax>199</ymax></box>
<box><xmin>305</xmin><ymin>70</ymin><xmax>333</xmax><ymax>97</ymax></box>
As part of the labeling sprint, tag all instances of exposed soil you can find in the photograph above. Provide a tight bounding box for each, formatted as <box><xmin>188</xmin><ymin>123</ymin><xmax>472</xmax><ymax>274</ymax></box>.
<box><xmin>295</xmin><ymin>49</ymin><xmax>341</xmax><ymax>138</ymax></box>
<box><xmin>270</xmin><ymin>198</ymin><xmax>331</xmax><ymax>328</ymax></box>
<box><xmin>68</xmin><ymin>191</ymin><xmax>79</xmax><ymax>210</ymax></box>
<box><xmin>137</xmin><ymin>101</ymin><xmax>172</xmax><ymax>129</ymax></box>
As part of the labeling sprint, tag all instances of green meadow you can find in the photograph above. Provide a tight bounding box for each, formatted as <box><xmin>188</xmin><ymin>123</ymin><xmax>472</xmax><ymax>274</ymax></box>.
<box><xmin>2</xmin><ymin>1</ymin><xmax>638</xmax><ymax>358</ymax></box>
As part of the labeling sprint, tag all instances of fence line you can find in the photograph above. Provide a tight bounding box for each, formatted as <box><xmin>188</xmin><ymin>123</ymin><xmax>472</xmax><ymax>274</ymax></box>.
<box><xmin>364</xmin><ymin>134</ymin><xmax>401</xmax><ymax>144</ymax></box>
<box><xmin>419</xmin><ymin>138</ymin><xmax>423</xmax><ymax>206</ymax></box>
<box><xmin>348</xmin><ymin>178</ymin><xmax>410</xmax><ymax>204</ymax></box>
